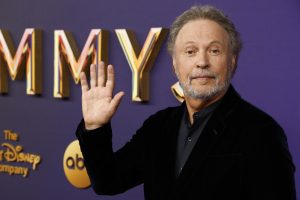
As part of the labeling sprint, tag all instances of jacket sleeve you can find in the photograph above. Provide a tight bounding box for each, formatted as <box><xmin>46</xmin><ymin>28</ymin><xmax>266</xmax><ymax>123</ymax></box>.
<box><xmin>75</xmin><ymin>113</ymin><xmax>160</xmax><ymax>196</ymax></box>
<box><xmin>245</xmin><ymin>121</ymin><xmax>296</xmax><ymax>200</ymax></box>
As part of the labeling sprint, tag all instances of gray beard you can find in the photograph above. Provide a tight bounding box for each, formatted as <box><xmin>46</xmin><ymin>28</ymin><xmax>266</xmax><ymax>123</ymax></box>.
<box><xmin>179</xmin><ymin>71</ymin><xmax>232</xmax><ymax>100</ymax></box>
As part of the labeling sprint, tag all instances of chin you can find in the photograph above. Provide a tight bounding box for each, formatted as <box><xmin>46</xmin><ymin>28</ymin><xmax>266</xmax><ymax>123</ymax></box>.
<box><xmin>185</xmin><ymin>84</ymin><xmax>226</xmax><ymax>100</ymax></box>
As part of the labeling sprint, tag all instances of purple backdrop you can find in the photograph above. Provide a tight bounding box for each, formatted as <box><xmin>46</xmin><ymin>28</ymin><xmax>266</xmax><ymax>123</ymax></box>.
<box><xmin>0</xmin><ymin>0</ymin><xmax>299</xmax><ymax>199</ymax></box>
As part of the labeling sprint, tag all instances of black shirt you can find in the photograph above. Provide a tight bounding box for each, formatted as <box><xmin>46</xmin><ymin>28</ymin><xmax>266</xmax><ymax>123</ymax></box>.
<box><xmin>176</xmin><ymin>100</ymin><xmax>222</xmax><ymax>176</ymax></box>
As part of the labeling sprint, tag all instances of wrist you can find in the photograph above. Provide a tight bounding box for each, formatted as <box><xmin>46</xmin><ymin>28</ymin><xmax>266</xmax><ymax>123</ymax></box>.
<box><xmin>84</xmin><ymin>123</ymin><xmax>103</xmax><ymax>130</ymax></box>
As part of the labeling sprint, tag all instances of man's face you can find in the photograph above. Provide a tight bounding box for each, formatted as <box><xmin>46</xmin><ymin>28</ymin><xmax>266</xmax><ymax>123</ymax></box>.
<box><xmin>172</xmin><ymin>19</ymin><xmax>236</xmax><ymax>100</ymax></box>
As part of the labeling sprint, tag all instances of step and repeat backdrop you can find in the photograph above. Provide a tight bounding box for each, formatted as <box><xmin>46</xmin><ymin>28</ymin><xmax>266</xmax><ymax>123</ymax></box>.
<box><xmin>0</xmin><ymin>0</ymin><xmax>299</xmax><ymax>199</ymax></box>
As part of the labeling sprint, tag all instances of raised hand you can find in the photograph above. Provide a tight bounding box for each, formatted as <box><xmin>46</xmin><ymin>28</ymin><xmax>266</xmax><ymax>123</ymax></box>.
<box><xmin>80</xmin><ymin>62</ymin><xmax>124</xmax><ymax>130</ymax></box>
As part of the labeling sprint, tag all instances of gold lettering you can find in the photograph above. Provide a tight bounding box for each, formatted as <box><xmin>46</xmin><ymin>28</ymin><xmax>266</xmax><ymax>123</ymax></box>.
<box><xmin>3</xmin><ymin>129</ymin><xmax>18</xmax><ymax>141</ymax></box>
<box><xmin>53</xmin><ymin>29</ymin><xmax>109</xmax><ymax>98</ymax></box>
<box><xmin>2</xmin><ymin>143</ymin><xmax>17</xmax><ymax>162</ymax></box>
<box><xmin>0</xmin><ymin>130</ymin><xmax>41</xmax><ymax>178</ymax></box>
<box><xmin>0</xmin><ymin>150</ymin><xmax>3</xmax><ymax>161</ymax></box>
<box><xmin>0</xmin><ymin>29</ymin><xmax>42</xmax><ymax>95</ymax></box>
<box><xmin>0</xmin><ymin>164</ymin><xmax>29</xmax><ymax>178</ymax></box>
<box><xmin>115</xmin><ymin>28</ymin><xmax>168</xmax><ymax>101</ymax></box>
<box><xmin>32</xmin><ymin>155</ymin><xmax>41</xmax><ymax>170</ymax></box>
<box><xmin>17</xmin><ymin>152</ymin><xmax>41</xmax><ymax>170</ymax></box>
<box><xmin>22</xmin><ymin>167</ymin><xmax>29</xmax><ymax>177</ymax></box>
<box><xmin>1</xmin><ymin>143</ymin><xmax>41</xmax><ymax>169</ymax></box>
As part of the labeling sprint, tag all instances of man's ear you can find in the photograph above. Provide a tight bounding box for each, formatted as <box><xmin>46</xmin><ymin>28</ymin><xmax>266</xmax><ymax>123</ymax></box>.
<box><xmin>172</xmin><ymin>57</ymin><xmax>177</xmax><ymax>74</ymax></box>
<box><xmin>231</xmin><ymin>55</ymin><xmax>237</xmax><ymax>73</ymax></box>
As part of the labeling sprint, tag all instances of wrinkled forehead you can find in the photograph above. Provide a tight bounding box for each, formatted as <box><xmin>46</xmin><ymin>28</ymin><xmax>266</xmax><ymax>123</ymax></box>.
<box><xmin>174</xmin><ymin>19</ymin><xmax>230</xmax><ymax>49</ymax></box>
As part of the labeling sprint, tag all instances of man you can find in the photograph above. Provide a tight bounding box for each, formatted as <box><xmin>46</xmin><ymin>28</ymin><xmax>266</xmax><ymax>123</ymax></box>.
<box><xmin>76</xmin><ymin>5</ymin><xmax>296</xmax><ymax>200</ymax></box>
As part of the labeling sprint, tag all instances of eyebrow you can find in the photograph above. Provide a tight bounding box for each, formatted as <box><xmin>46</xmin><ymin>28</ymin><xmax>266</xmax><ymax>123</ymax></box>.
<box><xmin>208</xmin><ymin>40</ymin><xmax>225</xmax><ymax>47</ymax></box>
<box><xmin>183</xmin><ymin>40</ymin><xmax>225</xmax><ymax>47</ymax></box>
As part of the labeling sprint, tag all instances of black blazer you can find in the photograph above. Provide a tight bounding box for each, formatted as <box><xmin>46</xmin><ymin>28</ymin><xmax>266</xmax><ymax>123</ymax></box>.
<box><xmin>76</xmin><ymin>85</ymin><xmax>296</xmax><ymax>200</ymax></box>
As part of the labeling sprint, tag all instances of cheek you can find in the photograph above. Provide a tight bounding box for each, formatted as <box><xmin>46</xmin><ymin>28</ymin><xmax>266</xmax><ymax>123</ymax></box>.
<box><xmin>174</xmin><ymin>57</ymin><xmax>190</xmax><ymax>79</ymax></box>
<box><xmin>177</xmin><ymin>66</ymin><xmax>191</xmax><ymax>82</ymax></box>
<box><xmin>175</xmin><ymin>67</ymin><xmax>185</xmax><ymax>81</ymax></box>
<box><xmin>210</xmin><ymin>57</ymin><xmax>230</xmax><ymax>74</ymax></box>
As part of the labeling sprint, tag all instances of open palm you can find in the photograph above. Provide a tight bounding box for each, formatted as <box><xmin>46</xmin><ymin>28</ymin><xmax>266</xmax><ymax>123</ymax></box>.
<box><xmin>80</xmin><ymin>62</ymin><xmax>124</xmax><ymax>130</ymax></box>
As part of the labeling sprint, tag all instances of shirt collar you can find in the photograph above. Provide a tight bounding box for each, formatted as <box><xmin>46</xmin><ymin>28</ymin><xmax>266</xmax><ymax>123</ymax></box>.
<box><xmin>184</xmin><ymin>97</ymin><xmax>223</xmax><ymax>128</ymax></box>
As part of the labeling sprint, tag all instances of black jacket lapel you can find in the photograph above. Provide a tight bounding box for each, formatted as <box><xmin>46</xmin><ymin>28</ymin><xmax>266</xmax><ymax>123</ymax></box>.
<box><xmin>157</xmin><ymin>104</ymin><xmax>185</xmax><ymax>188</ymax></box>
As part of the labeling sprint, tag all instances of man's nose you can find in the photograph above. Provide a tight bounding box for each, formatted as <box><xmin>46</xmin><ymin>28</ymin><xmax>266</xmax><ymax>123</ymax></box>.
<box><xmin>195</xmin><ymin>50</ymin><xmax>209</xmax><ymax>69</ymax></box>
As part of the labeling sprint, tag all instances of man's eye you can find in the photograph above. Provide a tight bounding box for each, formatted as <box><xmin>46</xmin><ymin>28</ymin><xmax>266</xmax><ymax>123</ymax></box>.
<box><xmin>185</xmin><ymin>50</ymin><xmax>196</xmax><ymax>55</ymax></box>
<box><xmin>209</xmin><ymin>49</ymin><xmax>221</xmax><ymax>55</ymax></box>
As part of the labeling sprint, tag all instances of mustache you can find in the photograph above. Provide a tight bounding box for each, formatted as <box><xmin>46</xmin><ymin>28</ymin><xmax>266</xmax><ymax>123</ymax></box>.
<box><xmin>188</xmin><ymin>70</ymin><xmax>217</xmax><ymax>80</ymax></box>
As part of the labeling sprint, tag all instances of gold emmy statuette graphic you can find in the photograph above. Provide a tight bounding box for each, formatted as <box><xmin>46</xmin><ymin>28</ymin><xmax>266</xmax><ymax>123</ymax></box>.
<box><xmin>171</xmin><ymin>82</ymin><xmax>184</xmax><ymax>102</ymax></box>
<box><xmin>63</xmin><ymin>140</ymin><xmax>90</xmax><ymax>189</ymax></box>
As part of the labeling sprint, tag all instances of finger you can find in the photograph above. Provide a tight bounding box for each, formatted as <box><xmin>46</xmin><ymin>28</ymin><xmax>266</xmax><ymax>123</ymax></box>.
<box><xmin>106</xmin><ymin>64</ymin><xmax>115</xmax><ymax>90</ymax></box>
<box><xmin>80</xmin><ymin>72</ymin><xmax>89</xmax><ymax>92</ymax></box>
<box><xmin>98</xmin><ymin>61</ymin><xmax>106</xmax><ymax>87</ymax></box>
<box><xmin>90</xmin><ymin>64</ymin><xmax>97</xmax><ymax>88</ymax></box>
<box><xmin>110</xmin><ymin>91</ymin><xmax>124</xmax><ymax>110</ymax></box>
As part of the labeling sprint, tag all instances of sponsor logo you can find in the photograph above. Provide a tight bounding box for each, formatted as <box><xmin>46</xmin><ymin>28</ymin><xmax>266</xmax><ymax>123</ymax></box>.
<box><xmin>63</xmin><ymin>140</ymin><xmax>90</xmax><ymax>189</ymax></box>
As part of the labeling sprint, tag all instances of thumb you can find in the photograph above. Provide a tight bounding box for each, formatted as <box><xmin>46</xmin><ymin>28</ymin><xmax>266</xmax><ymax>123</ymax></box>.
<box><xmin>111</xmin><ymin>91</ymin><xmax>125</xmax><ymax>111</ymax></box>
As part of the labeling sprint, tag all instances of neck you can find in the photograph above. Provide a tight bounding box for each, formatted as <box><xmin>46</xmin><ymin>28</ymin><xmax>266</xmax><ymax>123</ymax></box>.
<box><xmin>185</xmin><ymin>89</ymin><xmax>227</xmax><ymax>125</ymax></box>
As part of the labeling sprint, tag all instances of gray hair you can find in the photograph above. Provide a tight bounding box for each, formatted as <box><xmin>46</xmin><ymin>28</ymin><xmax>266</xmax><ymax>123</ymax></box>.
<box><xmin>167</xmin><ymin>5</ymin><xmax>242</xmax><ymax>58</ymax></box>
